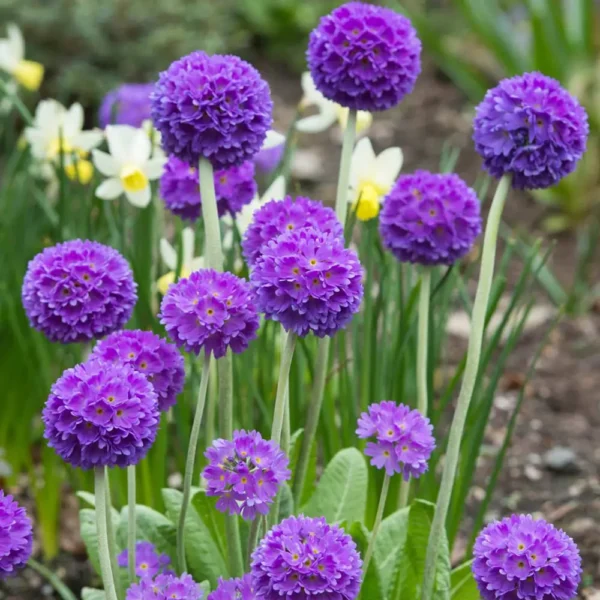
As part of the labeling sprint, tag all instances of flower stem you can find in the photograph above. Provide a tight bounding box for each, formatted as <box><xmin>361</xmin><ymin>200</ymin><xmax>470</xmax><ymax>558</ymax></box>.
<box><xmin>246</xmin><ymin>517</ymin><xmax>261</xmax><ymax>568</ymax></box>
<box><xmin>417</xmin><ymin>269</ymin><xmax>431</xmax><ymax>416</ymax></box>
<box><xmin>27</xmin><ymin>558</ymin><xmax>77</xmax><ymax>600</ymax></box>
<box><xmin>334</xmin><ymin>109</ymin><xmax>357</xmax><ymax>225</ymax></box>
<box><xmin>94</xmin><ymin>468</ymin><xmax>119</xmax><ymax>600</ymax></box>
<box><xmin>420</xmin><ymin>174</ymin><xmax>511</xmax><ymax>600</ymax></box>
<box><xmin>271</xmin><ymin>330</ymin><xmax>297</xmax><ymax>445</ymax></box>
<box><xmin>198</xmin><ymin>157</ymin><xmax>224</xmax><ymax>272</ymax></box>
<box><xmin>225</xmin><ymin>516</ymin><xmax>244</xmax><ymax>577</ymax></box>
<box><xmin>362</xmin><ymin>473</ymin><xmax>390</xmax><ymax>576</ymax></box>
<box><xmin>292</xmin><ymin>336</ymin><xmax>329</xmax><ymax>503</ymax></box>
<box><xmin>104</xmin><ymin>468</ymin><xmax>122</xmax><ymax>600</ymax></box>
<box><xmin>218</xmin><ymin>351</ymin><xmax>233</xmax><ymax>438</ymax></box>
<box><xmin>177</xmin><ymin>352</ymin><xmax>211</xmax><ymax>574</ymax></box>
<box><xmin>398</xmin><ymin>478</ymin><xmax>411</xmax><ymax>509</ymax></box>
<box><xmin>127</xmin><ymin>465</ymin><xmax>136</xmax><ymax>585</ymax></box>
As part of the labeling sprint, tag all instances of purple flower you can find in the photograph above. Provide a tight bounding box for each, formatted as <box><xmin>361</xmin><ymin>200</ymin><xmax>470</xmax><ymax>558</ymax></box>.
<box><xmin>473</xmin><ymin>72</ymin><xmax>588</xmax><ymax>189</ymax></box>
<box><xmin>99</xmin><ymin>83</ymin><xmax>154</xmax><ymax>128</ymax></box>
<box><xmin>473</xmin><ymin>514</ymin><xmax>582</xmax><ymax>600</ymax></box>
<box><xmin>0</xmin><ymin>491</ymin><xmax>33</xmax><ymax>578</ymax></box>
<box><xmin>253</xmin><ymin>142</ymin><xmax>284</xmax><ymax>174</ymax></box>
<box><xmin>151</xmin><ymin>52</ymin><xmax>273</xmax><ymax>169</ymax></box>
<box><xmin>161</xmin><ymin>156</ymin><xmax>257</xmax><ymax>222</ymax></box>
<box><xmin>307</xmin><ymin>2</ymin><xmax>421</xmax><ymax>111</ymax></box>
<box><xmin>207</xmin><ymin>574</ymin><xmax>254</xmax><ymax>600</ymax></box>
<box><xmin>43</xmin><ymin>359</ymin><xmax>159</xmax><ymax>469</ymax></box>
<box><xmin>251</xmin><ymin>515</ymin><xmax>362</xmax><ymax>600</ymax></box>
<box><xmin>126</xmin><ymin>573</ymin><xmax>202</xmax><ymax>600</ymax></box>
<box><xmin>242</xmin><ymin>196</ymin><xmax>344</xmax><ymax>267</ymax></box>
<box><xmin>379</xmin><ymin>171</ymin><xmax>482</xmax><ymax>266</ymax></box>
<box><xmin>22</xmin><ymin>239</ymin><xmax>137</xmax><ymax>344</ymax></box>
<box><xmin>203</xmin><ymin>430</ymin><xmax>290</xmax><ymax>521</ymax></box>
<box><xmin>250</xmin><ymin>227</ymin><xmax>363</xmax><ymax>338</ymax></box>
<box><xmin>91</xmin><ymin>330</ymin><xmax>185</xmax><ymax>412</ymax></box>
<box><xmin>117</xmin><ymin>541</ymin><xmax>171</xmax><ymax>579</ymax></box>
<box><xmin>356</xmin><ymin>401</ymin><xmax>435</xmax><ymax>479</ymax></box>
<box><xmin>159</xmin><ymin>269</ymin><xmax>259</xmax><ymax>358</ymax></box>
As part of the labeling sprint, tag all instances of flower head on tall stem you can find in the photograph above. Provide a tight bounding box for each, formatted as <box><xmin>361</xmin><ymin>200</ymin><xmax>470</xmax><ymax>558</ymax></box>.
<box><xmin>473</xmin><ymin>72</ymin><xmax>588</xmax><ymax>189</ymax></box>
<box><xmin>126</xmin><ymin>573</ymin><xmax>203</xmax><ymax>600</ymax></box>
<box><xmin>472</xmin><ymin>514</ymin><xmax>581</xmax><ymax>600</ymax></box>
<box><xmin>357</xmin><ymin>401</ymin><xmax>435</xmax><ymax>479</ymax></box>
<box><xmin>203</xmin><ymin>430</ymin><xmax>291</xmax><ymax>520</ymax></box>
<box><xmin>151</xmin><ymin>52</ymin><xmax>273</xmax><ymax>168</ymax></box>
<box><xmin>307</xmin><ymin>2</ymin><xmax>421</xmax><ymax>111</ymax></box>
<box><xmin>99</xmin><ymin>83</ymin><xmax>154</xmax><ymax>128</ymax></box>
<box><xmin>117</xmin><ymin>541</ymin><xmax>171</xmax><ymax>579</ymax></box>
<box><xmin>251</xmin><ymin>515</ymin><xmax>362</xmax><ymax>600</ymax></box>
<box><xmin>0</xmin><ymin>491</ymin><xmax>33</xmax><ymax>578</ymax></box>
<box><xmin>22</xmin><ymin>239</ymin><xmax>137</xmax><ymax>343</ymax></box>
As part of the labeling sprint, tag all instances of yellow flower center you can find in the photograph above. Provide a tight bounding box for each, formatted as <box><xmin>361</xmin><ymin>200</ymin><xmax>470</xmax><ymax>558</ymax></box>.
<box><xmin>156</xmin><ymin>266</ymin><xmax>191</xmax><ymax>295</ymax></box>
<box><xmin>336</xmin><ymin>106</ymin><xmax>373</xmax><ymax>134</ymax></box>
<box><xmin>64</xmin><ymin>159</ymin><xmax>94</xmax><ymax>185</ymax></box>
<box><xmin>120</xmin><ymin>165</ymin><xmax>148</xmax><ymax>192</ymax></box>
<box><xmin>353</xmin><ymin>180</ymin><xmax>387</xmax><ymax>221</ymax></box>
<box><xmin>47</xmin><ymin>137</ymin><xmax>75</xmax><ymax>160</ymax></box>
<box><xmin>13</xmin><ymin>59</ymin><xmax>44</xmax><ymax>91</ymax></box>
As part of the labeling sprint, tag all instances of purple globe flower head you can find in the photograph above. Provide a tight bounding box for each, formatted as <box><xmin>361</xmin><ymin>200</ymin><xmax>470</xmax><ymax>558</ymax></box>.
<box><xmin>126</xmin><ymin>573</ymin><xmax>202</xmax><ymax>600</ymax></box>
<box><xmin>203</xmin><ymin>430</ymin><xmax>291</xmax><ymax>521</ymax></box>
<box><xmin>208</xmin><ymin>574</ymin><xmax>254</xmax><ymax>600</ymax></box>
<box><xmin>151</xmin><ymin>52</ymin><xmax>273</xmax><ymax>169</ymax></box>
<box><xmin>242</xmin><ymin>195</ymin><xmax>344</xmax><ymax>267</ymax></box>
<box><xmin>379</xmin><ymin>171</ymin><xmax>482</xmax><ymax>266</ymax></box>
<box><xmin>250</xmin><ymin>227</ymin><xmax>363</xmax><ymax>338</ymax></box>
<box><xmin>43</xmin><ymin>359</ymin><xmax>159</xmax><ymax>469</ymax></box>
<box><xmin>473</xmin><ymin>514</ymin><xmax>582</xmax><ymax>600</ymax></box>
<box><xmin>253</xmin><ymin>141</ymin><xmax>284</xmax><ymax>174</ymax></box>
<box><xmin>307</xmin><ymin>2</ymin><xmax>421</xmax><ymax>112</ymax></box>
<box><xmin>91</xmin><ymin>330</ymin><xmax>185</xmax><ymax>413</ymax></box>
<box><xmin>0</xmin><ymin>490</ymin><xmax>33</xmax><ymax>579</ymax></box>
<box><xmin>473</xmin><ymin>72</ymin><xmax>589</xmax><ymax>189</ymax></box>
<box><xmin>252</xmin><ymin>515</ymin><xmax>362</xmax><ymax>600</ymax></box>
<box><xmin>99</xmin><ymin>83</ymin><xmax>154</xmax><ymax>128</ymax></box>
<box><xmin>22</xmin><ymin>239</ymin><xmax>137</xmax><ymax>344</ymax></box>
<box><xmin>356</xmin><ymin>401</ymin><xmax>435</xmax><ymax>479</ymax></box>
<box><xmin>160</xmin><ymin>156</ymin><xmax>257</xmax><ymax>222</ymax></box>
<box><xmin>117</xmin><ymin>541</ymin><xmax>172</xmax><ymax>579</ymax></box>
<box><xmin>159</xmin><ymin>269</ymin><xmax>259</xmax><ymax>359</ymax></box>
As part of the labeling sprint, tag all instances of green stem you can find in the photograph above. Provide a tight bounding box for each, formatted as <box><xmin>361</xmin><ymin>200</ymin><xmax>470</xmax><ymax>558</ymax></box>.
<box><xmin>292</xmin><ymin>336</ymin><xmax>330</xmax><ymax>503</ymax></box>
<box><xmin>177</xmin><ymin>352</ymin><xmax>211</xmax><ymax>574</ymax></box>
<box><xmin>94</xmin><ymin>469</ymin><xmax>119</xmax><ymax>600</ymax></box>
<box><xmin>398</xmin><ymin>478</ymin><xmax>411</xmax><ymax>509</ymax></box>
<box><xmin>104</xmin><ymin>468</ymin><xmax>122</xmax><ymax>600</ymax></box>
<box><xmin>127</xmin><ymin>465</ymin><xmax>136</xmax><ymax>585</ymax></box>
<box><xmin>362</xmin><ymin>473</ymin><xmax>390</xmax><ymax>576</ymax></box>
<box><xmin>27</xmin><ymin>558</ymin><xmax>77</xmax><ymax>600</ymax></box>
<box><xmin>417</xmin><ymin>269</ymin><xmax>431</xmax><ymax>416</ymax></box>
<box><xmin>198</xmin><ymin>157</ymin><xmax>224</xmax><ymax>272</ymax></box>
<box><xmin>334</xmin><ymin>109</ymin><xmax>357</xmax><ymax>224</ymax></box>
<box><xmin>247</xmin><ymin>517</ymin><xmax>261</xmax><ymax>568</ymax></box>
<box><xmin>271</xmin><ymin>331</ymin><xmax>297</xmax><ymax>445</ymax></box>
<box><xmin>225</xmin><ymin>517</ymin><xmax>244</xmax><ymax>577</ymax></box>
<box><xmin>420</xmin><ymin>174</ymin><xmax>511</xmax><ymax>600</ymax></box>
<box><xmin>218</xmin><ymin>352</ymin><xmax>233</xmax><ymax>438</ymax></box>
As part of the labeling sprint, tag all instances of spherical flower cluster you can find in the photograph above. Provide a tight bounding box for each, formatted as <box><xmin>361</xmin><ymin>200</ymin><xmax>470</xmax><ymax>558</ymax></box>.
<box><xmin>379</xmin><ymin>171</ymin><xmax>482</xmax><ymax>266</ymax></box>
<box><xmin>356</xmin><ymin>401</ymin><xmax>435</xmax><ymax>478</ymax></box>
<box><xmin>151</xmin><ymin>52</ymin><xmax>273</xmax><ymax>168</ymax></box>
<box><xmin>160</xmin><ymin>269</ymin><xmax>259</xmax><ymax>359</ymax></box>
<box><xmin>22</xmin><ymin>239</ymin><xmax>137</xmax><ymax>343</ymax></box>
<box><xmin>91</xmin><ymin>330</ymin><xmax>184</xmax><ymax>413</ymax></box>
<box><xmin>99</xmin><ymin>83</ymin><xmax>153</xmax><ymax>128</ymax></box>
<box><xmin>252</xmin><ymin>515</ymin><xmax>362</xmax><ymax>600</ymax></box>
<box><xmin>307</xmin><ymin>2</ymin><xmax>421</xmax><ymax>111</ymax></box>
<box><xmin>251</xmin><ymin>228</ymin><xmax>363</xmax><ymax>338</ymax></box>
<box><xmin>473</xmin><ymin>72</ymin><xmax>588</xmax><ymax>189</ymax></box>
<box><xmin>473</xmin><ymin>514</ymin><xmax>581</xmax><ymax>600</ymax></box>
<box><xmin>126</xmin><ymin>573</ymin><xmax>202</xmax><ymax>600</ymax></box>
<box><xmin>0</xmin><ymin>491</ymin><xmax>33</xmax><ymax>578</ymax></box>
<box><xmin>203</xmin><ymin>430</ymin><xmax>291</xmax><ymax>521</ymax></box>
<box><xmin>160</xmin><ymin>155</ymin><xmax>257</xmax><ymax>222</ymax></box>
<box><xmin>242</xmin><ymin>196</ymin><xmax>344</xmax><ymax>267</ymax></box>
<box><xmin>118</xmin><ymin>541</ymin><xmax>171</xmax><ymax>579</ymax></box>
<box><xmin>207</xmin><ymin>574</ymin><xmax>254</xmax><ymax>600</ymax></box>
<box><xmin>43</xmin><ymin>359</ymin><xmax>159</xmax><ymax>469</ymax></box>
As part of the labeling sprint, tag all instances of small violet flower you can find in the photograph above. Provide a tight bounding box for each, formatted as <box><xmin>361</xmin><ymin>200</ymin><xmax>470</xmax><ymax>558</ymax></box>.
<box><xmin>117</xmin><ymin>541</ymin><xmax>171</xmax><ymax>579</ymax></box>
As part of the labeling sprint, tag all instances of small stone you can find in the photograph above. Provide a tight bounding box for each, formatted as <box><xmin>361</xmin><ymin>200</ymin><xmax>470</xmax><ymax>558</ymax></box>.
<box><xmin>543</xmin><ymin>446</ymin><xmax>580</xmax><ymax>474</ymax></box>
<box><xmin>524</xmin><ymin>464</ymin><xmax>543</xmax><ymax>481</ymax></box>
<box><xmin>568</xmin><ymin>517</ymin><xmax>595</xmax><ymax>536</ymax></box>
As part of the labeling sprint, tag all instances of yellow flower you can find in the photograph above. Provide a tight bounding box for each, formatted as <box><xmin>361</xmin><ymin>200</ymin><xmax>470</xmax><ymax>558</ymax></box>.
<box><xmin>0</xmin><ymin>24</ymin><xmax>44</xmax><ymax>91</ymax></box>
<box><xmin>64</xmin><ymin>159</ymin><xmax>94</xmax><ymax>185</ymax></box>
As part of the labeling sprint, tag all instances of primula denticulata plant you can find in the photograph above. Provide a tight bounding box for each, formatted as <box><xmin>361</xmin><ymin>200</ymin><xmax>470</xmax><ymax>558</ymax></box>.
<box><xmin>0</xmin><ymin>3</ymin><xmax>589</xmax><ymax>600</ymax></box>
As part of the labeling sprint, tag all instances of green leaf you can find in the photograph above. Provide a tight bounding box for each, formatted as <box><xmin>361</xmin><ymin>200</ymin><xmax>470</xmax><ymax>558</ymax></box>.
<box><xmin>81</xmin><ymin>588</ymin><xmax>106</xmax><ymax>600</ymax></box>
<box><xmin>76</xmin><ymin>491</ymin><xmax>97</xmax><ymax>508</ymax></box>
<box><xmin>345</xmin><ymin>521</ymin><xmax>383</xmax><ymax>600</ymax></box>
<box><xmin>191</xmin><ymin>491</ymin><xmax>227</xmax><ymax>558</ymax></box>
<box><xmin>162</xmin><ymin>488</ymin><xmax>228</xmax><ymax>586</ymax></box>
<box><xmin>450</xmin><ymin>560</ymin><xmax>479</xmax><ymax>599</ymax></box>
<box><xmin>279</xmin><ymin>482</ymin><xmax>294</xmax><ymax>520</ymax></box>
<box><xmin>302</xmin><ymin>448</ymin><xmax>368</xmax><ymax>523</ymax></box>
<box><xmin>79</xmin><ymin>508</ymin><xmax>121</xmax><ymax>578</ymax></box>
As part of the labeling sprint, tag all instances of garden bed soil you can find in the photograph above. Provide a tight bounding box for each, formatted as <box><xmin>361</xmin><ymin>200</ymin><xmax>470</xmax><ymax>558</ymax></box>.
<box><xmin>2</xmin><ymin>60</ymin><xmax>599</xmax><ymax>599</ymax></box>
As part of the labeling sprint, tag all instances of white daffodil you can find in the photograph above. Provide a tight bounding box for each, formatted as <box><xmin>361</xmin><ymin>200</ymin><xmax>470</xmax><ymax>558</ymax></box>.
<box><xmin>0</xmin><ymin>24</ymin><xmax>44</xmax><ymax>91</ymax></box>
<box><xmin>157</xmin><ymin>227</ymin><xmax>204</xmax><ymax>294</ymax></box>
<box><xmin>348</xmin><ymin>137</ymin><xmax>403</xmax><ymax>222</ymax></box>
<box><xmin>92</xmin><ymin>125</ymin><xmax>166</xmax><ymax>208</ymax></box>
<box><xmin>296</xmin><ymin>72</ymin><xmax>373</xmax><ymax>135</ymax></box>
<box><xmin>25</xmin><ymin>99</ymin><xmax>103</xmax><ymax>184</ymax></box>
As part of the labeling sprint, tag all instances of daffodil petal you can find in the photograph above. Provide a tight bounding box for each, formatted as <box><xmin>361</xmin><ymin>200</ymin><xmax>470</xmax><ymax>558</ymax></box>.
<box><xmin>144</xmin><ymin>157</ymin><xmax>167</xmax><ymax>180</ymax></box>
<box><xmin>125</xmin><ymin>186</ymin><xmax>151</xmax><ymax>208</ymax></box>
<box><xmin>92</xmin><ymin>149</ymin><xmax>118</xmax><ymax>176</ymax></box>
<box><xmin>160</xmin><ymin>238</ymin><xmax>177</xmax><ymax>270</ymax></box>
<box><xmin>296</xmin><ymin>111</ymin><xmax>337</xmax><ymax>134</ymax></box>
<box><xmin>7</xmin><ymin>24</ymin><xmax>24</xmax><ymax>63</ymax></box>
<box><xmin>96</xmin><ymin>178</ymin><xmax>123</xmax><ymax>200</ymax></box>
<box><xmin>63</xmin><ymin>103</ymin><xmax>84</xmax><ymax>139</ymax></box>
<box><xmin>374</xmin><ymin>147</ymin><xmax>403</xmax><ymax>190</ymax></box>
<box><xmin>129</xmin><ymin>128</ymin><xmax>152</xmax><ymax>165</ymax></box>
<box><xmin>349</xmin><ymin>137</ymin><xmax>376</xmax><ymax>190</ymax></box>
<box><xmin>76</xmin><ymin>130</ymin><xmax>104</xmax><ymax>152</ymax></box>
<box><xmin>262</xmin><ymin>129</ymin><xmax>286</xmax><ymax>150</ymax></box>
<box><xmin>106</xmin><ymin>125</ymin><xmax>137</xmax><ymax>164</ymax></box>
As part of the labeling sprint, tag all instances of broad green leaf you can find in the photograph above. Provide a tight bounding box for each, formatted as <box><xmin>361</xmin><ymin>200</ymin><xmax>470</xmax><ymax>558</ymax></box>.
<box><xmin>79</xmin><ymin>508</ymin><xmax>120</xmax><ymax>578</ymax></box>
<box><xmin>81</xmin><ymin>588</ymin><xmax>106</xmax><ymax>600</ymax></box>
<box><xmin>450</xmin><ymin>560</ymin><xmax>479</xmax><ymax>599</ymax></box>
<box><xmin>345</xmin><ymin>521</ymin><xmax>383</xmax><ymax>600</ymax></box>
<box><xmin>302</xmin><ymin>448</ymin><xmax>368</xmax><ymax>523</ymax></box>
<box><xmin>162</xmin><ymin>488</ymin><xmax>228</xmax><ymax>586</ymax></box>
<box><xmin>191</xmin><ymin>491</ymin><xmax>227</xmax><ymax>558</ymax></box>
